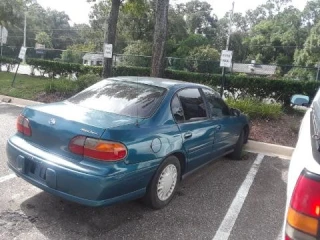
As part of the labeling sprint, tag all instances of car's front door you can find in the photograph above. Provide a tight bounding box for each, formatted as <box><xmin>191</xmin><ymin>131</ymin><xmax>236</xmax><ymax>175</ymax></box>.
<box><xmin>171</xmin><ymin>88</ymin><xmax>219</xmax><ymax>172</ymax></box>
<box><xmin>201</xmin><ymin>88</ymin><xmax>242</xmax><ymax>156</ymax></box>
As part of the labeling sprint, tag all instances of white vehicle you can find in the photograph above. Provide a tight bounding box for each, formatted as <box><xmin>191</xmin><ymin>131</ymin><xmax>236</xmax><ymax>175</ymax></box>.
<box><xmin>283</xmin><ymin>91</ymin><xmax>320</xmax><ymax>240</ymax></box>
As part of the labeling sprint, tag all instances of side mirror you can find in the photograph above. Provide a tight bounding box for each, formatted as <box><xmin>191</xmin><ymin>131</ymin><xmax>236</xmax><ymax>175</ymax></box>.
<box><xmin>291</xmin><ymin>94</ymin><xmax>310</xmax><ymax>107</ymax></box>
<box><xmin>230</xmin><ymin>108</ymin><xmax>241</xmax><ymax>117</ymax></box>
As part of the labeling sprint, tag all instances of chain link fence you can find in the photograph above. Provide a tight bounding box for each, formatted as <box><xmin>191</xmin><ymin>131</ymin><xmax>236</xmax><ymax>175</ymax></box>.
<box><xmin>1</xmin><ymin>45</ymin><xmax>319</xmax><ymax>81</ymax></box>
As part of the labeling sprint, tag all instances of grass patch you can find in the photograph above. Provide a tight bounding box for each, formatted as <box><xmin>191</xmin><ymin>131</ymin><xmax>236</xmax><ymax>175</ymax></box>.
<box><xmin>0</xmin><ymin>72</ymin><xmax>50</xmax><ymax>100</ymax></box>
<box><xmin>0</xmin><ymin>72</ymin><xmax>102</xmax><ymax>101</ymax></box>
<box><xmin>226</xmin><ymin>98</ymin><xmax>282</xmax><ymax>119</ymax></box>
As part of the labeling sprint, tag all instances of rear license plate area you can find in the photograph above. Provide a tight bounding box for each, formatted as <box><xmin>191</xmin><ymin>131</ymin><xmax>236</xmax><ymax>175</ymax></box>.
<box><xmin>25</xmin><ymin>158</ymin><xmax>46</xmax><ymax>181</ymax></box>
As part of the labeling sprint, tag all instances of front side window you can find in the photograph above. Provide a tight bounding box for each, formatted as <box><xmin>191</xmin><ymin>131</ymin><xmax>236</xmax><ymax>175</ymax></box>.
<box><xmin>177</xmin><ymin>88</ymin><xmax>207</xmax><ymax>121</ymax></box>
<box><xmin>202</xmin><ymin>88</ymin><xmax>230</xmax><ymax>117</ymax></box>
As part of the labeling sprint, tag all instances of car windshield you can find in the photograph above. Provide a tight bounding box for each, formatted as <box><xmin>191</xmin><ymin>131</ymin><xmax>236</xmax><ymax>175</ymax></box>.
<box><xmin>68</xmin><ymin>79</ymin><xmax>167</xmax><ymax>118</ymax></box>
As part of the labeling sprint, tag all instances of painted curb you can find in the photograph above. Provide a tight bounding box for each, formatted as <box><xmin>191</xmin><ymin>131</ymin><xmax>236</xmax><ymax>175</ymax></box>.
<box><xmin>245</xmin><ymin>140</ymin><xmax>293</xmax><ymax>160</ymax></box>
<box><xmin>0</xmin><ymin>95</ymin><xmax>295</xmax><ymax>159</ymax></box>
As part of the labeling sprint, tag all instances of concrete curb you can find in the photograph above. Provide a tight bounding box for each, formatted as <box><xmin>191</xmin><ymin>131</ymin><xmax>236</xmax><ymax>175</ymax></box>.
<box><xmin>0</xmin><ymin>94</ymin><xmax>294</xmax><ymax>160</ymax></box>
<box><xmin>245</xmin><ymin>140</ymin><xmax>294</xmax><ymax>160</ymax></box>
<box><xmin>0</xmin><ymin>94</ymin><xmax>42</xmax><ymax>107</ymax></box>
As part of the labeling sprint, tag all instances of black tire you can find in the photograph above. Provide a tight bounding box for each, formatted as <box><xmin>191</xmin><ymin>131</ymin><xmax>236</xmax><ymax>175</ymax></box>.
<box><xmin>229</xmin><ymin>129</ymin><xmax>245</xmax><ymax>160</ymax></box>
<box><xmin>144</xmin><ymin>156</ymin><xmax>181</xmax><ymax>209</ymax></box>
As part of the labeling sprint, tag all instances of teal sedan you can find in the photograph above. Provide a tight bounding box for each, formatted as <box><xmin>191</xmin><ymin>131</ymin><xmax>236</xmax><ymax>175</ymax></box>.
<box><xmin>6</xmin><ymin>77</ymin><xmax>249</xmax><ymax>209</ymax></box>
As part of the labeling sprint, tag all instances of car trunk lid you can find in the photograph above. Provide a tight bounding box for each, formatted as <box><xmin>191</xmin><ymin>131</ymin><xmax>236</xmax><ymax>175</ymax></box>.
<box><xmin>22</xmin><ymin>102</ymin><xmax>137</xmax><ymax>160</ymax></box>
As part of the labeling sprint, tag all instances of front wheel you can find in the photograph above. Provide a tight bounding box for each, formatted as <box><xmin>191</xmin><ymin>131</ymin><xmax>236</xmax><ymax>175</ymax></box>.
<box><xmin>144</xmin><ymin>156</ymin><xmax>181</xmax><ymax>209</ymax></box>
<box><xmin>229</xmin><ymin>129</ymin><xmax>245</xmax><ymax>160</ymax></box>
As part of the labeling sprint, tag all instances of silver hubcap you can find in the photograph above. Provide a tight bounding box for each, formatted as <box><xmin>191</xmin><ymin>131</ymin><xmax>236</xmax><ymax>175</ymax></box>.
<box><xmin>157</xmin><ymin>164</ymin><xmax>178</xmax><ymax>201</ymax></box>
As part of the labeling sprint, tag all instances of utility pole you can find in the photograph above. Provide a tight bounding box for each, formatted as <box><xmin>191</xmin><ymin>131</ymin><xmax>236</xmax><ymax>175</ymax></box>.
<box><xmin>0</xmin><ymin>25</ymin><xmax>2</xmax><ymax>56</ymax></box>
<box><xmin>23</xmin><ymin>12</ymin><xmax>27</xmax><ymax>64</ymax></box>
<box><xmin>220</xmin><ymin>1</ymin><xmax>235</xmax><ymax>97</ymax></box>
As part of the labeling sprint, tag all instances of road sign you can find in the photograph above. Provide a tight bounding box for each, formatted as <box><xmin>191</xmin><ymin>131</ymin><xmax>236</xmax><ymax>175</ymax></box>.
<box><xmin>220</xmin><ymin>50</ymin><xmax>233</xmax><ymax>68</ymax></box>
<box><xmin>18</xmin><ymin>46</ymin><xmax>27</xmax><ymax>60</ymax></box>
<box><xmin>35</xmin><ymin>43</ymin><xmax>45</xmax><ymax>49</ymax></box>
<box><xmin>104</xmin><ymin>44</ymin><xmax>113</xmax><ymax>58</ymax></box>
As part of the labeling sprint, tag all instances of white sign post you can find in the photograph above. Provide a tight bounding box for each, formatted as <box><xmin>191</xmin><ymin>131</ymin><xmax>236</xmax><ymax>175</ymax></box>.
<box><xmin>104</xmin><ymin>44</ymin><xmax>113</xmax><ymax>59</ymax></box>
<box><xmin>220</xmin><ymin>50</ymin><xmax>233</xmax><ymax>68</ymax></box>
<box><xmin>18</xmin><ymin>46</ymin><xmax>27</xmax><ymax>60</ymax></box>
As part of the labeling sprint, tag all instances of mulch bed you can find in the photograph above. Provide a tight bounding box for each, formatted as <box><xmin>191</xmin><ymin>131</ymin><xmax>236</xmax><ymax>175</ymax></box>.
<box><xmin>249</xmin><ymin>112</ymin><xmax>304</xmax><ymax>147</ymax></box>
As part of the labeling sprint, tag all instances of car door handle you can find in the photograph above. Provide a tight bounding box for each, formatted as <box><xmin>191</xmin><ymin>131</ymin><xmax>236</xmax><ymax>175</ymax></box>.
<box><xmin>184</xmin><ymin>132</ymin><xmax>193</xmax><ymax>139</ymax></box>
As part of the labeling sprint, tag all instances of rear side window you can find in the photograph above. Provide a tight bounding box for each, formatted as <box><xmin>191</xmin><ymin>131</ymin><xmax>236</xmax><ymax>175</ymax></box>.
<box><xmin>177</xmin><ymin>88</ymin><xmax>207</xmax><ymax>121</ymax></box>
<box><xmin>202</xmin><ymin>88</ymin><xmax>230</xmax><ymax>117</ymax></box>
<box><xmin>171</xmin><ymin>95</ymin><xmax>184</xmax><ymax>123</ymax></box>
<box><xmin>68</xmin><ymin>79</ymin><xmax>167</xmax><ymax>118</ymax></box>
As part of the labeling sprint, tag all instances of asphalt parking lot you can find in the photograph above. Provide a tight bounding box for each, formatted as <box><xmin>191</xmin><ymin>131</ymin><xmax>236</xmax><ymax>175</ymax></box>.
<box><xmin>0</xmin><ymin>103</ymin><xmax>288</xmax><ymax>240</ymax></box>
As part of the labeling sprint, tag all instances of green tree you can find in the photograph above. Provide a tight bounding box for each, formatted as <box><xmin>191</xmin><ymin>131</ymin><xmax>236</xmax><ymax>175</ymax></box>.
<box><xmin>45</xmin><ymin>9</ymin><xmax>72</xmax><ymax>49</ymax></box>
<box><xmin>102</xmin><ymin>0</ymin><xmax>121</xmax><ymax>78</ymax></box>
<box><xmin>61</xmin><ymin>43</ymin><xmax>95</xmax><ymax>63</ymax></box>
<box><xmin>244</xmin><ymin>5</ymin><xmax>305</xmax><ymax>65</ymax></box>
<box><xmin>0</xmin><ymin>0</ymin><xmax>26</xmax><ymax>27</ymax></box>
<box><xmin>302</xmin><ymin>0</ymin><xmax>320</xmax><ymax>28</ymax></box>
<box><xmin>186</xmin><ymin>45</ymin><xmax>220</xmax><ymax>73</ymax></box>
<box><xmin>122</xmin><ymin>40</ymin><xmax>152</xmax><ymax>67</ymax></box>
<box><xmin>177</xmin><ymin>0</ymin><xmax>217</xmax><ymax>39</ymax></box>
<box><xmin>174</xmin><ymin>34</ymin><xmax>209</xmax><ymax>57</ymax></box>
<box><xmin>35</xmin><ymin>31</ymin><xmax>52</xmax><ymax>48</ymax></box>
<box><xmin>151</xmin><ymin>0</ymin><xmax>170</xmax><ymax>77</ymax></box>
<box><xmin>294</xmin><ymin>21</ymin><xmax>320</xmax><ymax>67</ymax></box>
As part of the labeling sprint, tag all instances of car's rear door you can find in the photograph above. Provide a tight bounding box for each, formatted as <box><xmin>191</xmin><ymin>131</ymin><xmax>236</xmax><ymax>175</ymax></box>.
<box><xmin>171</xmin><ymin>88</ymin><xmax>218</xmax><ymax>172</ymax></box>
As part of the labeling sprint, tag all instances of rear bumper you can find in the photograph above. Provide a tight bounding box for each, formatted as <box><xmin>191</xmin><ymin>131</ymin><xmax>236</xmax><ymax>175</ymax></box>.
<box><xmin>6</xmin><ymin>136</ymin><xmax>158</xmax><ymax>207</ymax></box>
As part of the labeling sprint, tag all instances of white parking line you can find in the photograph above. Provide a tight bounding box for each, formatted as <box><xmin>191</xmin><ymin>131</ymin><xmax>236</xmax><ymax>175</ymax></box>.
<box><xmin>0</xmin><ymin>173</ymin><xmax>16</xmax><ymax>183</ymax></box>
<box><xmin>212</xmin><ymin>154</ymin><xmax>265</xmax><ymax>240</ymax></box>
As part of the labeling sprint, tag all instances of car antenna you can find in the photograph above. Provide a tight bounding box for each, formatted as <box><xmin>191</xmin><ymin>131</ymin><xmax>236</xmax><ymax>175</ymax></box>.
<box><xmin>135</xmin><ymin>76</ymin><xmax>140</xmax><ymax>127</ymax></box>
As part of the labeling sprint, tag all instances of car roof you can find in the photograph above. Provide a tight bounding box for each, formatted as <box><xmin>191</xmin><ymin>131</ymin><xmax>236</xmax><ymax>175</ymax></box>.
<box><xmin>108</xmin><ymin>76</ymin><xmax>209</xmax><ymax>89</ymax></box>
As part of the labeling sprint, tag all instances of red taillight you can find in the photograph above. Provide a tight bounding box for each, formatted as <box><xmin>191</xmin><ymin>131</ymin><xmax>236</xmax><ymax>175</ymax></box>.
<box><xmin>17</xmin><ymin>114</ymin><xmax>32</xmax><ymax>136</ymax></box>
<box><xmin>286</xmin><ymin>170</ymin><xmax>320</xmax><ymax>239</ymax></box>
<box><xmin>291</xmin><ymin>174</ymin><xmax>320</xmax><ymax>218</ymax></box>
<box><xmin>69</xmin><ymin>136</ymin><xmax>127</xmax><ymax>161</ymax></box>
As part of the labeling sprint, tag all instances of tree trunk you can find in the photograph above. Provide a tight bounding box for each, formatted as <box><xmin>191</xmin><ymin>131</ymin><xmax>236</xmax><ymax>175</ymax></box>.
<box><xmin>151</xmin><ymin>0</ymin><xmax>169</xmax><ymax>78</ymax></box>
<box><xmin>102</xmin><ymin>0</ymin><xmax>121</xmax><ymax>78</ymax></box>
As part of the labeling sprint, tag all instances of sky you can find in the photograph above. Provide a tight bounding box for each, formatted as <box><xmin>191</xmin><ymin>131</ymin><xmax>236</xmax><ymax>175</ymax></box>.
<box><xmin>36</xmin><ymin>0</ymin><xmax>309</xmax><ymax>25</ymax></box>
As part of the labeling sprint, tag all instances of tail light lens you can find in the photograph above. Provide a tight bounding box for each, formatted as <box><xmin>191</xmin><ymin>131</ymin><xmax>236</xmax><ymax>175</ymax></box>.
<box><xmin>69</xmin><ymin>136</ymin><xmax>127</xmax><ymax>161</ymax></box>
<box><xmin>17</xmin><ymin>114</ymin><xmax>32</xmax><ymax>136</ymax></box>
<box><xmin>286</xmin><ymin>170</ymin><xmax>320</xmax><ymax>239</ymax></box>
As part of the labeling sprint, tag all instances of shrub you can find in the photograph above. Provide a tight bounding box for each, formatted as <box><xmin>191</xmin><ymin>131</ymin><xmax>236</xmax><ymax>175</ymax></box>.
<box><xmin>29</xmin><ymin>59</ymin><xmax>320</xmax><ymax>107</ymax></box>
<box><xmin>76</xmin><ymin>74</ymin><xmax>102</xmax><ymax>91</ymax></box>
<box><xmin>44</xmin><ymin>79</ymin><xmax>78</xmax><ymax>97</ymax></box>
<box><xmin>27</xmin><ymin>58</ymin><xmax>103</xmax><ymax>77</ymax></box>
<box><xmin>226</xmin><ymin>98</ymin><xmax>282</xmax><ymax>120</ymax></box>
<box><xmin>0</xmin><ymin>56</ymin><xmax>19</xmax><ymax>72</ymax></box>
<box><xmin>113</xmin><ymin>66</ymin><xmax>150</xmax><ymax>76</ymax></box>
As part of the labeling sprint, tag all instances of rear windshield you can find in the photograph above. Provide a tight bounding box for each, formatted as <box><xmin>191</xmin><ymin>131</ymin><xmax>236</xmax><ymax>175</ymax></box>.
<box><xmin>68</xmin><ymin>79</ymin><xmax>167</xmax><ymax>118</ymax></box>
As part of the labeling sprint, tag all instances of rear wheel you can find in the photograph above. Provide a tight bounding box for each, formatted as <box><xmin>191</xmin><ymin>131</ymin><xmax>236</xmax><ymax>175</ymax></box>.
<box><xmin>144</xmin><ymin>156</ymin><xmax>181</xmax><ymax>209</ymax></box>
<box><xmin>229</xmin><ymin>129</ymin><xmax>245</xmax><ymax>160</ymax></box>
